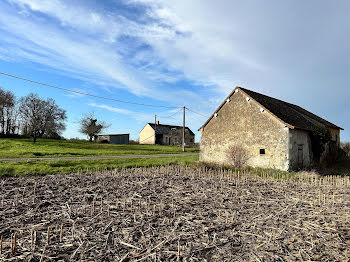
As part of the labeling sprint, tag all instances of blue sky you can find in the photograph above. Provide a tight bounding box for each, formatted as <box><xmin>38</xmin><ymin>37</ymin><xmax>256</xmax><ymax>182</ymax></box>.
<box><xmin>0</xmin><ymin>0</ymin><xmax>349</xmax><ymax>141</ymax></box>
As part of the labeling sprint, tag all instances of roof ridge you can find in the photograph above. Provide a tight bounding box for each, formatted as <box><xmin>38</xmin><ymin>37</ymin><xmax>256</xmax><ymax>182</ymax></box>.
<box><xmin>148</xmin><ymin>122</ymin><xmax>190</xmax><ymax>128</ymax></box>
<box><xmin>240</xmin><ymin>87</ymin><xmax>301</xmax><ymax>108</ymax></box>
<box><xmin>240</xmin><ymin>87</ymin><xmax>342</xmax><ymax>129</ymax></box>
<box><xmin>199</xmin><ymin>86</ymin><xmax>343</xmax><ymax>131</ymax></box>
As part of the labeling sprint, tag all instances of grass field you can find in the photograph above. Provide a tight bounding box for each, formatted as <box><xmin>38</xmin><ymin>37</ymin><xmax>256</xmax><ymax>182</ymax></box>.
<box><xmin>1</xmin><ymin>166</ymin><xmax>349</xmax><ymax>260</ymax></box>
<box><xmin>0</xmin><ymin>138</ymin><xmax>199</xmax><ymax>158</ymax></box>
<box><xmin>0</xmin><ymin>154</ymin><xmax>199</xmax><ymax>176</ymax></box>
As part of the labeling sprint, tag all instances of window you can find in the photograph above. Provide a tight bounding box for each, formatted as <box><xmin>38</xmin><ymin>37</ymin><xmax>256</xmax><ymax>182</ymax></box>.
<box><xmin>260</xmin><ymin>149</ymin><xmax>265</xmax><ymax>155</ymax></box>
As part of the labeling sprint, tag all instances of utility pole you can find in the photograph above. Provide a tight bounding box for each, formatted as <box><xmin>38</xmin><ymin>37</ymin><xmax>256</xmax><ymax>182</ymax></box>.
<box><xmin>182</xmin><ymin>106</ymin><xmax>185</xmax><ymax>152</ymax></box>
<box><xmin>154</xmin><ymin>114</ymin><xmax>157</xmax><ymax>144</ymax></box>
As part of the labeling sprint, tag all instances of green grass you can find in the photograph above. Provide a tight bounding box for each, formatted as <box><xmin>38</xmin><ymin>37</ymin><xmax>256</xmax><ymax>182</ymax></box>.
<box><xmin>201</xmin><ymin>163</ymin><xmax>299</xmax><ymax>180</ymax></box>
<box><xmin>0</xmin><ymin>154</ymin><xmax>199</xmax><ymax>176</ymax></box>
<box><xmin>0</xmin><ymin>138</ymin><xmax>199</xmax><ymax>158</ymax></box>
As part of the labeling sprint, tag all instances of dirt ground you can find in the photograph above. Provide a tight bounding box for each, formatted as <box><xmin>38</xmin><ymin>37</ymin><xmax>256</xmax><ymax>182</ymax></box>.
<box><xmin>0</xmin><ymin>166</ymin><xmax>350</xmax><ymax>261</ymax></box>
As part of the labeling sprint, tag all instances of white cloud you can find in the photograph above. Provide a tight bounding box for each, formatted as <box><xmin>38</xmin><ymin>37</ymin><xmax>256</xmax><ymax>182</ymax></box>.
<box><xmin>0</xmin><ymin>0</ymin><xmax>211</xmax><ymax>110</ymax></box>
<box><xmin>2</xmin><ymin>0</ymin><xmax>263</xmax><ymax>98</ymax></box>
<box><xmin>2</xmin><ymin>0</ymin><xmax>349</xmax><ymax>139</ymax></box>
<box><xmin>88</xmin><ymin>103</ymin><xmax>134</xmax><ymax>115</ymax></box>
<box><xmin>87</xmin><ymin>102</ymin><xmax>197</xmax><ymax>129</ymax></box>
<box><xmin>88</xmin><ymin>102</ymin><xmax>154</xmax><ymax>123</ymax></box>
<box><xmin>0</xmin><ymin>8</ymin><xmax>152</xmax><ymax>94</ymax></box>
<box><xmin>128</xmin><ymin>0</ymin><xmax>268</xmax><ymax>92</ymax></box>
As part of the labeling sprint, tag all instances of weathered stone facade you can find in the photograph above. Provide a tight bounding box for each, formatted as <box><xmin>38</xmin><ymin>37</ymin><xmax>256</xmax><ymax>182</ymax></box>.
<box><xmin>199</xmin><ymin>87</ymin><xmax>342</xmax><ymax>171</ymax></box>
<box><xmin>139</xmin><ymin>123</ymin><xmax>195</xmax><ymax>146</ymax></box>
<box><xmin>96</xmin><ymin>134</ymin><xmax>129</xmax><ymax>144</ymax></box>
<box><xmin>200</xmin><ymin>89</ymin><xmax>290</xmax><ymax>170</ymax></box>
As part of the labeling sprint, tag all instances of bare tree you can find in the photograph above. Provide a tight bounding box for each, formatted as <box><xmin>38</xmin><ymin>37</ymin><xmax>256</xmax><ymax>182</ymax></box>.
<box><xmin>0</xmin><ymin>88</ymin><xmax>17</xmax><ymax>136</ymax></box>
<box><xmin>19</xmin><ymin>93</ymin><xmax>67</xmax><ymax>143</ymax></box>
<box><xmin>39</xmin><ymin>98</ymin><xmax>67</xmax><ymax>139</ymax></box>
<box><xmin>341</xmin><ymin>142</ymin><xmax>350</xmax><ymax>157</ymax></box>
<box><xmin>79</xmin><ymin>113</ymin><xmax>109</xmax><ymax>142</ymax></box>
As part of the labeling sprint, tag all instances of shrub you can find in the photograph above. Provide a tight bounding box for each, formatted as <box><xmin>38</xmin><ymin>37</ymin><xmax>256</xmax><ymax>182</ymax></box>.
<box><xmin>341</xmin><ymin>142</ymin><xmax>350</xmax><ymax>157</ymax></box>
<box><xmin>227</xmin><ymin>144</ymin><xmax>249</xmax><ymax>169</ymax></box>
<box><xmin>310</xmin><ymin>126</ymin><xmax>331</xmax><ymax>162</ymax></box>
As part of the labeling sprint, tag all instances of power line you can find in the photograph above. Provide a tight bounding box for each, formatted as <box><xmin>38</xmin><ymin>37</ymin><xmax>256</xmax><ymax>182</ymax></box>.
<box><xmin>0</xmin><ymin>72</ymin><xmax>212</xmax><ymax>123</ymax></box>
<box><xmin>139</xmin><ymin>134</ymin><xmax>155</xmax><ymax>144</ymax></box>
<box><xmin>0</xmin><ymin>72</ymin><xmax>180</xmax><ymax>109</ymax></box>
<box><xmin>157</xmin><ymin>108</ymin><xmax>183</xmax><ymax>119</ymax></box>
<box><xmin>186</xmin><ymin>107</ymin><xmax>210</xmax><ymax>118</ymax></box>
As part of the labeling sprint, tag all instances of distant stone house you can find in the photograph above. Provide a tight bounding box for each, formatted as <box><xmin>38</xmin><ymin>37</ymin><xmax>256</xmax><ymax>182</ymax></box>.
<box><xmin>96</xmin><ymin>134</ymin><xmax>129</xmax><ymax>144</ymax></box>
<box><xmin>139</xmin><ymin>122</ymin><xmax>195</xmax><ymax>146</ymax></box>
<box><xmin>199</xmin><ymin>87</ymin><xmax>343</xmax><ymax>171</ymax></box>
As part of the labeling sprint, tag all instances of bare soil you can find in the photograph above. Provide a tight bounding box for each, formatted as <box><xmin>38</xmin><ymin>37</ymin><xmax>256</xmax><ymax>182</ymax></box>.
<box><xmin>1</xmin><ymin>166</ymin><xmax>350</xmax><ymax>261</ymax></box>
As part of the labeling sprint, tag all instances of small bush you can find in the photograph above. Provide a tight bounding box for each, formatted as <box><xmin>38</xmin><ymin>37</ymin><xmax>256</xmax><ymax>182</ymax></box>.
<box><xmin>341</xmin><ymin>142</ymin><xmax>350</xmax><ymax>157</ymax></box>
<box><xmin>227</xmin><ymin>144</ymin><xmax>249</xmax><ymax>169</ymax></box>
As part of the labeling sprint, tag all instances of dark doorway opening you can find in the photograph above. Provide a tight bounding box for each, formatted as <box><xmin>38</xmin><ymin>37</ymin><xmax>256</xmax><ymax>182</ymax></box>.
<box><xmin>155</xmin><ymin>134</ymin><xmax>163</xmax><ymax>145</ymax></box>
<box><xmin>298</xmin><ymin>144</ymin><xmax>304</xmax><ymax>168</ymax></box>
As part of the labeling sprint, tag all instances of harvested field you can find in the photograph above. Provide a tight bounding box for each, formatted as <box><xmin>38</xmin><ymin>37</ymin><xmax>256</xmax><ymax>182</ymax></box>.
<box><xmin>1</xmin><ymin>166</ymin><xmax>350</xmax><ymax>261</ymax></box>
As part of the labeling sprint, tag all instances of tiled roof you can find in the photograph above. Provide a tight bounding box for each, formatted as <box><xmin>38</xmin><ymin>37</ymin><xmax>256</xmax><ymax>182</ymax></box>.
<box><xmin>97</xmin><ymin>134</ymin><xmax>129</xmax><ymax>136</ymax></box>
<box><xmin>199</xmin><ymin>87</ymin><xmax>343</xmax><ymax>131</ymax></box>
<box><xmin>148</xmin><ymin>123</ymin><xmax>194</xmax><ymax>135</ymax></box>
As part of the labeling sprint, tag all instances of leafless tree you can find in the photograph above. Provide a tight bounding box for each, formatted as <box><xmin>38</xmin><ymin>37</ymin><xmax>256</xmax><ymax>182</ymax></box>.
<box><xmin>341</xmin><ymin>142</ymin><xmax>350</xmax><ymax>157</ymax></box>
<box><xmin>19</xmin><ymin>93</ymin><xmax>67</xmax><ymax>143</ymax></box>
<box><xmin>79</xmin><ymin>113</ymin><xmax>109</xmax><ymax>142</ymax></box>
<box><xmin>0</xmin><ymin>88</ymin><xmax>17</xmax><ymax>136</ymax></box>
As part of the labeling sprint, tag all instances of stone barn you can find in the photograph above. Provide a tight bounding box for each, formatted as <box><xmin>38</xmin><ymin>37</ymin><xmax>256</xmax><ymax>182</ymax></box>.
<box><xmin>199</xmin><ymin>87</ymin><xmax>343</xmax><ymax>171</ymax></box>
<box><xmin>139</xmin><ymin>122</ymin><xmax>195</xmax><ymax>146</ymax></box>
<box><xmin>96</xmin><ymin>134</ymin><xmax>129</xmax><ymax>144</ymax></box>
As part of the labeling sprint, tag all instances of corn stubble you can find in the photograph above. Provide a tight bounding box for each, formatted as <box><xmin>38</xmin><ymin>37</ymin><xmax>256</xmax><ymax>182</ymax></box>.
<box><xmin>0</xmin><ymin>166</ymin><xmax>349</xmax><ymax>261</ymax></box>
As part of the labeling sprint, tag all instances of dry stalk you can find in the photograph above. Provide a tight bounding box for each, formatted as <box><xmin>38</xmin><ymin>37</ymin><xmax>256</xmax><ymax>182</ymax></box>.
<box><xmin>60</xmin><ymin>224</ymin><xmax>63</xmax><ymax>243</ymax></box>
<box><xmin>72</xmin><ymin>221</ymin><xmax>75</xmax><ymax>239</ymax></box>
<box><xmin>1</xmin><ymin>166</ymin><xmax>349</xmax><ymax>260</ymax></box>
<box><xmin>47</xmin><ymin>227</ymin><xmax>51</xmax><ymax>245</ymax></box>
<box><xmin>33</xmin><ymin>182</ymin><xmax>36</xmax><ymax>204</ymax></box>
<box><xmin>11</xmin><ymin>232</ymin><xmax>17</xmax><ymax>255</ymax></box>
<box><xmin>31</xmin><ymin>229</ymin><xmax>35</xmax><ymax>252</ymax></box>
<box><xmin>0</xmin><ymin>235</ymin><xmax>2</xmax><ymax>256</ymax></box>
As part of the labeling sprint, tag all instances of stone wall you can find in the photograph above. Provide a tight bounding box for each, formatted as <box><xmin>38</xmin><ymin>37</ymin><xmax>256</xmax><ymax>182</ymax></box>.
<box><xmin>200</xmin><ymin>90</ymin><xmax>289</xmax><ymax>170</ymax></box>
<box><xmin>167</xmin><ymin>128</ymin><xmax>195</xmax><ymax>146</ymax></box>
<box><xmin>139</xmin><ymin>124</ymin><xmax>195</xmax><ymax>146</ymax></box>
